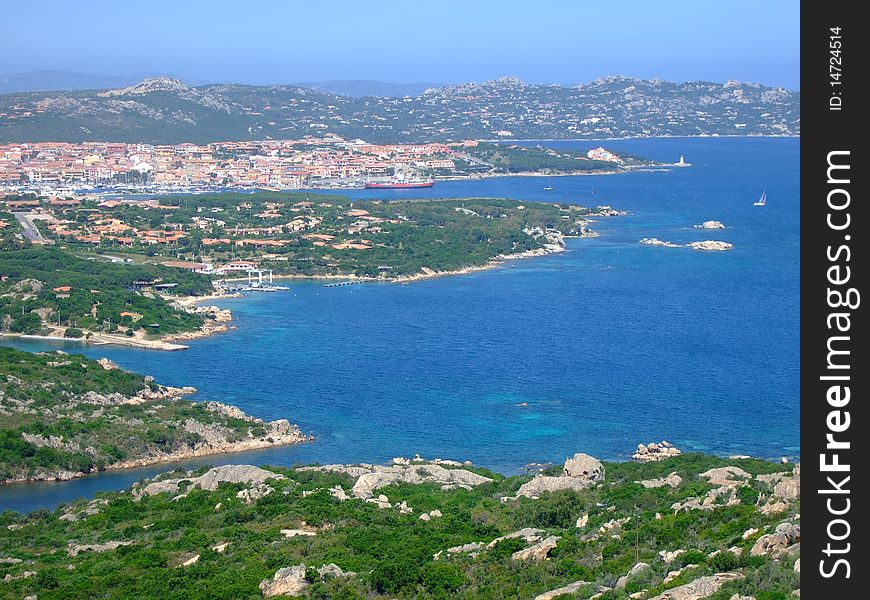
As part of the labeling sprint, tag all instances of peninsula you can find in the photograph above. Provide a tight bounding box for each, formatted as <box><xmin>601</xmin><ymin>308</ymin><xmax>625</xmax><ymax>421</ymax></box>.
<box><xmin>0</xmin><ymin>347</ymin><xmax>310</xmax><ymax>483</ymax></box>
<box><xmin>1</xmin><ymin>193</ymin><xmax>620</xmax><ymax>347</ymax></box>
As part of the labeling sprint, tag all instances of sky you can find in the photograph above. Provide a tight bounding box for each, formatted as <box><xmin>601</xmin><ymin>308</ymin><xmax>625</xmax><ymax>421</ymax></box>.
<box><xmin>0</xmin><ymin>0</ymin><xmax>800</xmax><ymax>89</ymax></box>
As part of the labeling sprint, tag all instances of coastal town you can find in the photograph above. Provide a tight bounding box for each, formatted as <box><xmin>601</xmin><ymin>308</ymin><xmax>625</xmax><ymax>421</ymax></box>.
<box><xmin>0</xmin><ymin>136</ymin><xmax>630</xmax><ymax>192</ymax></box>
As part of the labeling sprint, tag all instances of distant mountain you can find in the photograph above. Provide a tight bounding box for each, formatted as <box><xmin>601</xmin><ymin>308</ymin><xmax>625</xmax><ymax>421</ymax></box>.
<box><xmin>0</xmin><ymin>70</ymin><xmax>209</xmax><ymax>94</ymax></box>
<box><xmin>292</xmin><ymin>80</ymin><xmax>443</xmax><ymax>98</ymax></box>
<box><xmin>0</xmin><ymin>75</ymin><xmax>799</xmax><ymax>144</ymax></box>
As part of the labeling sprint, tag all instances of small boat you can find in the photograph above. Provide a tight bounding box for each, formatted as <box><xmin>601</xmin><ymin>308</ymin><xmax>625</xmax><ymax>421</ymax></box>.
<box><xmin>753</xmin><ymin>190</ymin><xmax>767</xmax><ymax>206</ymax></box>
<box><xmin>543</xmin><ymin>186</ymin><xmax>554</xmax><ymax>191</ymax></box>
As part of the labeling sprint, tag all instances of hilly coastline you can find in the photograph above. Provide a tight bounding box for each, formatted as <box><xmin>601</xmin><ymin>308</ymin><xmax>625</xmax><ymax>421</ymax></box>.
<box><xmin>0</xmin><ymin>76</ymin><xmax>799</xmax><ymax>144</ymax></box>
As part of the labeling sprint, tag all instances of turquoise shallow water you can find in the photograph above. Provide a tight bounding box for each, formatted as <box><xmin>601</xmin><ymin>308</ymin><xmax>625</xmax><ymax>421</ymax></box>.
<box><xmin>0</xmin><ymin>137</ymin><xmax>799</xmax><ymax>512</ymax></box>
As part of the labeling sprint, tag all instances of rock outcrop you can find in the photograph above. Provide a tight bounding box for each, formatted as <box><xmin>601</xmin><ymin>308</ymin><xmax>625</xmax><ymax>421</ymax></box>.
<box><xmin>640</xmin><ymin>238</ymin><xmax>681</xmax><ymax>248</ymax></box>
<box><xmin>659</xmin><ymin>549</ymin><xmax>686</xmax><ymax>565</ymax></box>
<box><xmin>639</xmin><ymin>472</ymin><xmax>683</xmax><ymax>489</ymax></box>
<box><xmin>487</xmin><ymin>528</ymin><xmax>545</xmax><ymax>549</ymax></box>
<box><xmin>511</xmin><ymin>536</ymin><xmax>560</xmax><ymax>562</ymax></box>
<box><xmin>616</xmin><ymin>562</ymin><xmax>651</xmax><ymax>589</ymax></box>
<box><xmin>688</xmin><ymin>240</ymin><xmax>733</xmax><ymax>251</ymax></box>
<box><xmin>695</xmin><ymin>220</ymin><xmax>726</xmax><ymax>229</ymax></box>
<box><xmin>59</xmin><ymin>498</ymin><xmax>109</xmax><ymax>522</ymax></box>
<box><xmin>259</xmin><ymin>563</ymin><xmax>354</xmax><ymax>597</ymax></box>
<box><xmin>671</xmin><ymin>486</ymin><xmax>740</xmax><ymax>512</ymax></box>
<box><xmin>633</xmin><ymin>441</ymin><xmax>682</xmax><ymax>462</ymax></box>
<box><xmin>700</xmin><ymin>466</ymin><xmax>752</xmax><ymax>487</ymax></box>
<box><xmin>446</xmin><ymin>542</ymin><xmax>485</xmax><ymax>555</ymax></box>
<box><xmin>97</xmin><ymin>357</ymin><xmax>120</xmax><ymax>370</ymax></box>
<box><xmin>563</xmin><ymin>453</ymin><xmax>606</xmax><ymax>481</ymax></box>
<box><xmin>297</xmin><ymin>460</ymin><xmax>492</xmax><ymax>502</ymax></box>
<box><xmin>649</xmin><ymin>572</ymin><xmax>744</xmax><ymax>600</ymax></box>
<box><xmin>757</xmin><ymin>464</ymin><xmax>800</xmax><ymax>512</ymax></box>
<box><xmin>236</xmin><ymin>483</ymin><xmax>276</xmax><ymax>505</ymax></box>
<box><xmin>515</xmin><ymin>453</ymin><xmax>604</xmax><ymax>499</ymax></box>
<box><xmin>515</xmin><ymin>475</ymin><xmax>593</xmax><ymax>498</ymax></box>
<box><xmin>135</xmin><ymin>465</ymin><xmax>285</xmax><ymax>500</ymax></box>
<box><xmin>259</xmin><ymin>565</ymin><xmax>308</xmax><ymax>597</ymax></box>
<box><xmin>534</xmin><ymin>580</ymin><xmax>590</xmax><ymax>600</ymax></box>
<box><xmin>67</xmin><ymin>540</ymin><xmax>132</xmax><ymax>557</ymax></box>
<box><xmin>750</xmin><ymin>522</ymin><xmax>800</xmax><ymax>559</ymax></box>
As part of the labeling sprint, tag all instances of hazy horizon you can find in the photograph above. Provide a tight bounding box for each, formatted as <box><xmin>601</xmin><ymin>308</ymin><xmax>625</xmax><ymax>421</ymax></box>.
<box><xmin>0</xmin><ymin>1</ymin><xmax>800</xmax><ymax>90</ymax></box>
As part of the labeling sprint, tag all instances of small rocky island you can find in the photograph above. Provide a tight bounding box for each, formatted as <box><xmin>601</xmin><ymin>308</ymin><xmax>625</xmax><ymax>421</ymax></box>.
<box><xmin>694</xmin><ymin>220</ymin><xmax>726</xmax><ymax>229</ymax></box>
<box><xmin>640</xmin><ymin>239</ymin><xmax>734</xmax><ymax>251</ymax></box>
<box><xmin>0</xmin><ymin>347</ymin><xmax>310</xmax><ymax>483</ymax></box>
<box><xmin>688</xmin><ymin>240</ymin><xmax>733</xmax><ymax>251</ymax></box>
<box><xmin>0</xmin><ymin>448</ymin><xmax>801</xmax><ymax>599</ymax></box>
<box><xmin>640</xmin><ymin>238</ymin><xmax>682</xmax><ymax>248</ymax></box>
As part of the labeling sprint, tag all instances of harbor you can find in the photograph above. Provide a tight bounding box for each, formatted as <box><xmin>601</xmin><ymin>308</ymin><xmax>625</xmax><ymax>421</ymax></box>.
<box><xmin>217</xmin><ymin>268</ymin><xmax>290</xmax><ymax>293</ymax></box>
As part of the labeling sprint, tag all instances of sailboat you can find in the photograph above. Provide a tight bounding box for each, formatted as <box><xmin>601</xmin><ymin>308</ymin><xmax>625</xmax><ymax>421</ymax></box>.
<box><xmin>753</xmin><ymin>190</ymin><xmax>767</xmax><ymax>206</ymax></box>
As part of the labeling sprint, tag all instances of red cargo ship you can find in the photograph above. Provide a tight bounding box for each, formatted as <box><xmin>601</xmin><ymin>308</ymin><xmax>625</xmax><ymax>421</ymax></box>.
<box><xmin>364</xmin><ymin>180</ymin><xmax>435</xmax><ymax>189</ymax></box>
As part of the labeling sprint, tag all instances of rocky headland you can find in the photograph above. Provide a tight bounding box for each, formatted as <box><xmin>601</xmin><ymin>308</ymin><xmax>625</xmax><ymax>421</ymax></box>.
<box><xmin>0</xmin><ymin>347</ymin><xmax>310</xmax><ymax>484</ymax></box>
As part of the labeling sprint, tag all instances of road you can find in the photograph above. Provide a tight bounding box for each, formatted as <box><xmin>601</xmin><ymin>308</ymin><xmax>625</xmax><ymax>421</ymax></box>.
<box><xmin>13</xmin><ymin>212</ymin><xmax>52</xmax><ymax>244</ymax></box>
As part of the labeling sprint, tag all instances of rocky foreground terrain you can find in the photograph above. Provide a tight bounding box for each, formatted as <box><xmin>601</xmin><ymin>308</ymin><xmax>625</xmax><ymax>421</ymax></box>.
<box><xmin>0</xmin><ymin>447</ymin><xmax>800</xmax><ymax>599</ymax></box>
<box><xmin>0</xmin><ymin>347</ymin><xmax>310</xmax><ymax>483</ymax></box>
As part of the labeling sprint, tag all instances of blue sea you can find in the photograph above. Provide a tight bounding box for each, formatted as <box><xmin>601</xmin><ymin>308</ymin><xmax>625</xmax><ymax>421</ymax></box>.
<box><xmin>0</xmin><ymin>137</ymin><xmax>800</xmax><ymax>512</ymax></box>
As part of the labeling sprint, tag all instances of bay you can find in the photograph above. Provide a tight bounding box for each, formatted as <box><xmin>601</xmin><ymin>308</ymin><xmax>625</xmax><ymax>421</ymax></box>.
<box><xmin>0</xmin><ymin>137</ymin><xmax>800</xmax><ymax>512</ymax></box>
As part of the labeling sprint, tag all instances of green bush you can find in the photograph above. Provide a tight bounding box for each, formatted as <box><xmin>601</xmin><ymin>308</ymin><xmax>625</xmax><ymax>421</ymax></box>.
<box><xmin>709</xmin><ymin>550</ymin><xmax>742</xmax><ymax>571</ymax></box>
<box><xmin>488</xmin><ymin>537</ymin><xmax>527</xmax><ymax>560</ymax></box>
<box><xmin>10</xmin><ymin>311</ymin><xmax>41</xmax><ymax>334</ymax></box>
<box><xmin>370</xmin><ymin>557</ymin><xmax>422</xmax><ymax>594</ymax></box>
<box><xmin>422</xmin><ymin>562</ymin><xmax>465</xmax><ymax>594</ymax></box>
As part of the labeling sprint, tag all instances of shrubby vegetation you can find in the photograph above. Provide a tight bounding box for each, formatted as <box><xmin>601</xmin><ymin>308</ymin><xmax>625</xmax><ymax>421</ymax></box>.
<box><xmin>47</xmin><ymin>192</ymin><xmax>608</xmax><ymax>279</ymax></box>
<box><xmin>0</xmin><ymin>450</ymin><xmax>799</xmax><ymax>599</ymax></box>
<box><xmin>0</xmin><ymin>246</ymin><xmax>210</xmax><ymax>336</ymax></box>
<box><xmin>0</xmin><ymin>348</ymin><xmax>271</xmax><ymax>481</ymax></box>
<box><xmin>463</xmin><ymin>143</ymin><xmax>645</xmax><ymax>173</ymax></box>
